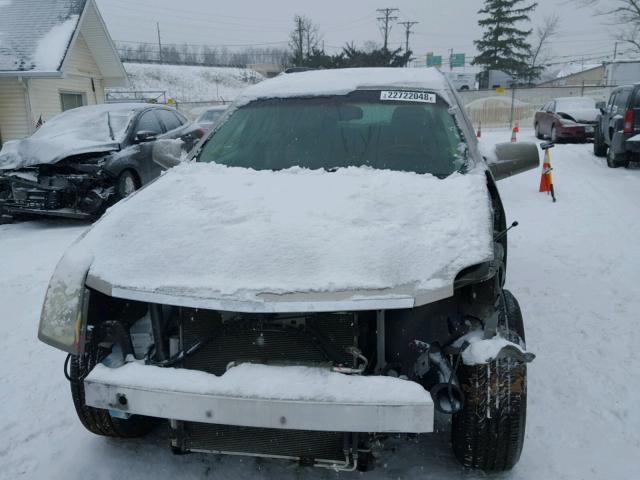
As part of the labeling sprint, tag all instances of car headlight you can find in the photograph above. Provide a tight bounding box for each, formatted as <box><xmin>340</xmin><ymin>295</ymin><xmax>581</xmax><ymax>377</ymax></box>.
<box><xmin>38</xmin><ymin>247</ymin><xmax>93</xmax><ymax>354</ymax></box>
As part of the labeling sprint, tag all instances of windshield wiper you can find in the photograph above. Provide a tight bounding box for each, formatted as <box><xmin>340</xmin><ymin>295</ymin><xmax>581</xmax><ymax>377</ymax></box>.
<box><xmin>106</xmin><ymin>112</ymin><xmax>115</xmax><ymax>141</ymax></box>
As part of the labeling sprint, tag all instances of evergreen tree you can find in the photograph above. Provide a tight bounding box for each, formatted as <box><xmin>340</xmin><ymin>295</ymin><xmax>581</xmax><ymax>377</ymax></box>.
<box><xmin>472</xmin><ymin>0</ymin><xmax>538</xmax><ymax>80</ymax></box>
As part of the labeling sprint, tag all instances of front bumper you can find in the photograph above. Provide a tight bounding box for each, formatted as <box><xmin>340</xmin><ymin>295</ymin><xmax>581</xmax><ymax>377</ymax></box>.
<box><xmin>0</xmin><ymin>202</ymin><xmax>94</xmax><ymax>220</ymax></box>
<box><xmin>84</xmin><ymin>363</ymin><xmax>434</xmax><ymax>433</ymax></box>
<box><xmin>557</xmin><ymin>124</ymin><xmax>594</xmax><ymax>140</ymax></box>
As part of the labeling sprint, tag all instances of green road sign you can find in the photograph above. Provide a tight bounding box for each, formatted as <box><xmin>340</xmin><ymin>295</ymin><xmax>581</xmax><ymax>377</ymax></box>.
<box><xmin>450</xmin><ymin>53</ymin><xmax>465</xmax><ymax>68</ymax></box>
<box><xmin>426</xmin><ymin>53</ymin><xmax>442</xmax><ymax>67</ymax></box>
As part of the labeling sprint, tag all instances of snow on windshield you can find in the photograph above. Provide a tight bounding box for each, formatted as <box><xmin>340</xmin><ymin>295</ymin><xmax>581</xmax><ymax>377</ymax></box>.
<box><xmin>33</xmin><ymin>105</ymin><xmax>135</xmax><ymax>143</ymax></box>
<box><xmin>556</xmin><ymin>97</ymin><xmax>595</xmax><ymax>112</ymax></box>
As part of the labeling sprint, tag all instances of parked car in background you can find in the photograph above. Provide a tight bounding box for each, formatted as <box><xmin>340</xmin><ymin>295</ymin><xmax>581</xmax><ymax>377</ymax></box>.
<box><xmin>594</xmin><ymin>83</ymin><xmax>640</xmax><ymax>168</ymax></box>
<box><xmin>534</xmin><ymin>97</ymin><xmax>599</xmax><ymax>142</ymax></box>
<box><xmin>195</xmin><ymin>105</ymin><xmax>228</xmax><ymax>131</ymax></box>
<box><xmin>0</xmin><ymin>103</ymin><xmax>200</xmax><ymax>221</ymax></box>
<box><xmin>38</xmin><ymin>67</ymin><xmax>538</xmax><ymax>472</ymax></box>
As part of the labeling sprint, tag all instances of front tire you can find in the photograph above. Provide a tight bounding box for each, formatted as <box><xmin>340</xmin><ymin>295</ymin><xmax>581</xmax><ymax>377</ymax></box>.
<box><xmin>69</xmin><ymin>348</ymin><xmax>156</xmax><ymax>437</ymax></box>
<box><xmin>593</xmin><ymin>125</ymin><xmax>607</xmax><ymax>157</ymax></box>
<box><xmin>451</xmin><ymin>290</ymin><xmax>527</xmax><ymax>472</ymax></box>
<box><xmin>116</xmin><ymin>170</ymin><xmax>139</xmax><ymax>200</ymax></box>
<box><xmin>534</xmin><ymin>123</ymin><xmax>543</xmax><ymax>140</ymax></box>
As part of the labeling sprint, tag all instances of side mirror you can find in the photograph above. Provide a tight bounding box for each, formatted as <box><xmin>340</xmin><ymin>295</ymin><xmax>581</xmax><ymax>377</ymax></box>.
<box><xmin>134</xmin><ymin>130</ymin><xmax>157</xmax><ymax>143</ymax></box>
<box><xmin>488</xmin><ymin>142</ymin><xmax>540</xmax><ymax>181</ymax></box>
<box><xmin>152</xmin><ymin>139</ymin><xmax>183</xmax><ymax>169</ymax></box>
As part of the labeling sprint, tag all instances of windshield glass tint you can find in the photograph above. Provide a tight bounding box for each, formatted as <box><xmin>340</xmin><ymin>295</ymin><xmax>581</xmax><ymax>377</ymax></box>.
<box><xmin>198</xmin><ymin>92</ymin><xmax>467</xmax><ymax>176</ymax></box>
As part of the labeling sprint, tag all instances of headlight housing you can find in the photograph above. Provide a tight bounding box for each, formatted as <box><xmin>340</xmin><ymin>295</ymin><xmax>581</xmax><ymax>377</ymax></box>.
<box><xmin>38</xmin><ymin>248</ymin><xmax>93</xmax><ymax>354</ymax></box>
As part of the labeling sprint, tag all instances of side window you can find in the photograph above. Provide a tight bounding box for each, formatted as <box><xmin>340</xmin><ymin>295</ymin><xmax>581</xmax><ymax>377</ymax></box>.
<box><xmin>614</xmin><ymin>89</ymin><xmax>631</xmax><ymax>109</ymax></box>
<box><xmin>136</xmin><ymin>111</ymin><xmax>163</xmax><ymax>134</ymax></box>
<box><xmin>156</xmin><ymin>109</ymin><xmax>182</xmax><ymax>132</ymax></box>
<box><xmin>633</xmin><ymin>88</ymin><xmax>640</xmax><ymax>108</ymax></box>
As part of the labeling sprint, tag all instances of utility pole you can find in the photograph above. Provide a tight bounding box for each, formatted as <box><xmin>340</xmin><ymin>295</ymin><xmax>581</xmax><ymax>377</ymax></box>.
<box><xmin>398</xmin><ymin>21</ymin><xmax>418</xmax><ymax>67</ymax></box>
<box><xmin>296</xmin><ymin>16</ymin><xmax>305</xmax><ymax>64</ymax></box>
<box><xmin>613</xmin><ymin>41</ymin><xmax>618</xmax><ymax>60</ymax></box>
<box><xmin>156</xmin><ymin>22</ymin><xmax>163</xmax><ymax>63</ymax></box>
<box><xmin>449</xmin><ymin>48</ymin><xmax>454</xmax><ymax>71</ymax></box>
<box><xmin>377</xmin><ymin>8</ymin><xmax>399</xmax><ymax>50</ymax></box>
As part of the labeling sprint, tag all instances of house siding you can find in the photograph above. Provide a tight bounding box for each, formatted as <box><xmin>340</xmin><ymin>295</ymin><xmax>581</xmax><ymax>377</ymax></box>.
<box><xmin>0</xmin><ymin>78</ymin><xmax>30</xmax><ymax>144</ymax></box>
<box><xmin>28</xmin><ymin>33</ymin><xmax>105</xmax><ymax>123</ymax></box>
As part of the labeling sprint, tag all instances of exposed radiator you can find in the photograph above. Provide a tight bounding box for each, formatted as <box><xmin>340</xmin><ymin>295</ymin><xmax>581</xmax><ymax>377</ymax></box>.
<box><xmin>173</xmin><ymin>309</ymin><xmax>359</xmax><ymax>463</ymax></box>
<box><xmin>174</xmin><ymin>422</ymin><xmax>346</xmax><ymax>463</ymax></box>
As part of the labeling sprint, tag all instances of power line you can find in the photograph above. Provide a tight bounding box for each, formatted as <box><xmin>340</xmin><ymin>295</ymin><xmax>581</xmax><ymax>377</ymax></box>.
<box><xmin>376</xmin><ymin>8</ymin><xmax>399</xmax><ymax>50</ymax></box>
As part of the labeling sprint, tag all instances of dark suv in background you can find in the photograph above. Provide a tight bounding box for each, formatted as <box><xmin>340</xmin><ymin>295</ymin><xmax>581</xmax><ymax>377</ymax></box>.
<box><xmin>594</xmin><ymin>84</ymin><xmax>640</xmax><ymax>168</ymax></box>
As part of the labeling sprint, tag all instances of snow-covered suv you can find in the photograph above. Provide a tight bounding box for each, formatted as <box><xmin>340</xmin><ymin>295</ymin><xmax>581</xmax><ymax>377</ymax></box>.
<box><xmin>38</xmin><ymin>68</ymin><xmax>538</xmax><ymax>472</ymax></box>
<box><xmin>594</xmin><ymin>83</ymin><xmax>640</xmax><ymax>167</ymax></box>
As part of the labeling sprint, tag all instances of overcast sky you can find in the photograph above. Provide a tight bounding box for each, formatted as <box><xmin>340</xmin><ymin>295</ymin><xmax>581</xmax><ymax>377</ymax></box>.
<box><xmin>95</xmin><ymin>0</ymin><xmax>618</xmax><ymax>68</ymax></box>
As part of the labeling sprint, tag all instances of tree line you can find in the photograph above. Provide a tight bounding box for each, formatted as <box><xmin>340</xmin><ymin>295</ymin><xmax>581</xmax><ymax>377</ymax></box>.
<box><xmin>116</xmin><ymin>42</ymin><xmax>291</xmax><ymax>67</ymax></box>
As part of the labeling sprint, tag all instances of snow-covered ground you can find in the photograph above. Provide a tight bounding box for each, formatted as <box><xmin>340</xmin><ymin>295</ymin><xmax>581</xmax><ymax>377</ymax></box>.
<box><xmin>1</xmin><ymin>130</ymin><xmax>639</xmax><ymax>479</ymax></box>
<box><xmin>108</xmin><ymin>63</ymin><xmax>263</xmax><ymax>103</ymax></box>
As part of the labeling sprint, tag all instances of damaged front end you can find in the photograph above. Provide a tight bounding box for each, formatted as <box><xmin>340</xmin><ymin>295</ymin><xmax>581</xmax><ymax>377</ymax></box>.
<box><xmin>0</xmin><ymin>154</ymin><xmax>117</xmax><ymax>220</ymax></box>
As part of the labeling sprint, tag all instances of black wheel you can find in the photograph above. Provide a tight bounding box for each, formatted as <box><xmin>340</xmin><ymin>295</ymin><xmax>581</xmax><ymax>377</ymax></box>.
<box><xmin>68</xmin><ymin>345</ymin><xmax>156</xmax><ymax>437</ymax></box>
<box><xmin>593</xmin><ymin>125</ymin><xmax>607</xmax><ymax>157</ymax></box>
<box><xmin>116</xmin><ymin>170</ymin><xmax>139</xmax><ymax>200</ymax></box>
<box><xmin>451</xmin><ymin>289</ymin><xmax>527</xmax><ymax>472</ymax></box>
<box><xmin>534</xmin><ymin>123</ymin><xmax>543</xmax><ymax>140</ymax></box>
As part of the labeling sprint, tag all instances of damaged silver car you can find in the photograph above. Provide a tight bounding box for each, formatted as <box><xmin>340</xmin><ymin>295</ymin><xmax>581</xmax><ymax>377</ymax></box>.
<box><xmin>0</xmin><ymin>103</ymin><xmax>198</xmax><ymax>221</ymax></box>
<box><xmin>38</xmin><ymin>68</ymin><xmax>539</xmax><ymax>472</ymax></box>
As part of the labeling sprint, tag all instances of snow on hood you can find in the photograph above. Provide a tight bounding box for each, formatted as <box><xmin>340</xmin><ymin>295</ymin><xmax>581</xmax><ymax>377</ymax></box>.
<box><xmin>555</xmin><ymin>98</ymin><xmax>599</xmax><ymax>123</ymax></box>
<box><xmin>234</xmin><ymin>67</ymin><xmax>451</xmax><ymax>107</ymax></box>
<box><xmin>557</xmin><ymin>108</ymin><xmax>599</xmax><ymax>123</ymax></box>
<box><xmin>76</xmin><ymin>163</ymin><xmax>493</xmax><ymax>309</ymax></box>
<box><xmin>0</xmin><ymin>104</ymin><xmax>136</xmax><ymax>170</ymax></box>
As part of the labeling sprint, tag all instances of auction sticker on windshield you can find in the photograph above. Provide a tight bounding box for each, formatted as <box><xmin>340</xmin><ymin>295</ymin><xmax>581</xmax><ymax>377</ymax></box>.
<box><xmin>380</xmin><ymin>91</ymin><xmax>436</xmax><ymax>103</ymax></box>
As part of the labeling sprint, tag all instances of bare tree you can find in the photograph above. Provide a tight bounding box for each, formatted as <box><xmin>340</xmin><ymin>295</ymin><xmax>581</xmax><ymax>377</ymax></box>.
<box><xmin>528</xmin><ymin>13</ymin><xmax>560</xmax><ymax>81</ymax></box>
<box><xmin>289</xmin><ymin>15</ymin><xmax>322</xmax><ymax>64</ymax></box>
<box><xmin>579</xmin><ymin>0</ymin><xmax>640</xmax><ymax>53</ymax></box>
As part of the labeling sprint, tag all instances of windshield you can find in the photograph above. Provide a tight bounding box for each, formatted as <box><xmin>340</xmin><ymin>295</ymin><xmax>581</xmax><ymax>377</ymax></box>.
<box><xmin>197</xmin><ymin>91</ymin><xmax>468</xmax><ymax>176</ymax></box>
<box><xmin>198</xmin><ymin>109</ymin><xmax>226</xmax><ymax>123</ymax></box>
<box><xmin>556</xmin><ymin>98</ymin><xmax>595</xmax><ymax>111</ymax></box>
<box><xmin>32</xmin><ymin>106</ymin><xmax>135</xmax><ymax>142</ymax></box>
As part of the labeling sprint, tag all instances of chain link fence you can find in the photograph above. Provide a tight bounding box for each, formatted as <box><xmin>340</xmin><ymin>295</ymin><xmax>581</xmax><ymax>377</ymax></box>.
<box><xmin>458</xmin><ymin>85</ymin><xmax>614</xmax><ymax>130</ymax></box>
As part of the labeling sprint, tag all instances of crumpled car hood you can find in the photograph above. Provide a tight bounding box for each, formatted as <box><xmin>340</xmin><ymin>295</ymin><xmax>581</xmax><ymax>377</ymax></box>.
<box><xmin>0</xmin><ymin>137</ymin><xmax>119</xmax><ymax>170</ymax></box>
<box><xmin>72</xmin><ymin>163</ymin><xmax>494</xmax><ymax>312</ymax></box>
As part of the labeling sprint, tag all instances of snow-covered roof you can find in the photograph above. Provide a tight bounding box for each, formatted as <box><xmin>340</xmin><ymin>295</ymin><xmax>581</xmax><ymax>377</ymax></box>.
<box><xmin>554</xmin><ymin>63</ymin><xmax>602</xmax><ymax>79</ymax></box>
<box><xmin>234</xmin><ymin>68</ymin><xmax>451</xmax><ymax>106</ymax></box>
<box><xmin>0</xmin><ymin>0</ymin><xmax>126</xmax><ymax>85</ymax></box>
<box><xmin>0</xmin><ymin>0</ymin><xmax>85</xmax><ymax>72</ymax></box>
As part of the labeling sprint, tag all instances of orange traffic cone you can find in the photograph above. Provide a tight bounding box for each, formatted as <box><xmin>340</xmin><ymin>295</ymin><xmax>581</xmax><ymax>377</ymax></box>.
<box><xmin>539</xmin><ymin>147</ymin><xmax>556</xmax><ymax>202</ymax></box>
<box><xmin>511</xmin><ymin>124</ymin><xmax>518</xmax><ymax>143</ymax></box>
<box><xmin>476</xmin><ymin>121</ymin><xmax>482</xmax><ymax>138</ymax></box>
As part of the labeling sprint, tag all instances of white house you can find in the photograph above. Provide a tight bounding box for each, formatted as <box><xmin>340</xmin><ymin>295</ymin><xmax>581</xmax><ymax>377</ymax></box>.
<box><xmin>0</xmin><ymin>0</ymin><xmax>127</xmax><ymax>144</ymax></box>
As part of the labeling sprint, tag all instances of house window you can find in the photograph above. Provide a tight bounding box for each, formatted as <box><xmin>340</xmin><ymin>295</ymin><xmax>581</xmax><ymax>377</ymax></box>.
<box><xmin>60</xmin><ymin>92</ymin><xmax>86</xmax><ymax>112</ymax></box>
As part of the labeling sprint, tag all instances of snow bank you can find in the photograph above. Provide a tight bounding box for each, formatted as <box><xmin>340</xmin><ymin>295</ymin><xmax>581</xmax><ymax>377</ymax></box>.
<box><xmin>88</xmin><ymin>362</ymin><xmax>430</xmax><ymax>404</ymax></box>
<box><xmin>235</xmin><ymin>67</ymin><xmax>450</xmax><ymax>107</ymax></box>
<box><xmin>79</xmin><ymin>163</ymin><xmax>493</xmax><ymax>304</ymax></box>
<box><xmin>110</xmin><ymin>63</ymin><xmax>263</xmax><ymax>102</ymax></box>
<box><xmin>32</xmin><ymin>15</ymin><xmax>78</xmax><ymax>71</ymax></box>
